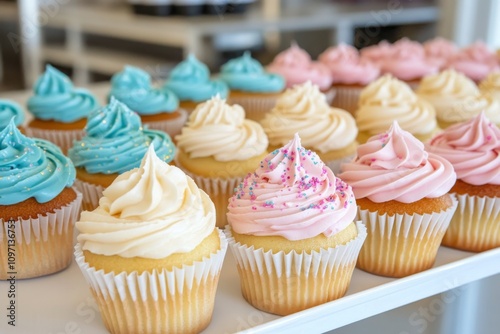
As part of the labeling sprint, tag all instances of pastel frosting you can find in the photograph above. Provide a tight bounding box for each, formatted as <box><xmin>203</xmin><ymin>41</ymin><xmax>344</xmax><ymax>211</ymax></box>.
<box><xmin>163</xmin><ymin>54</ymin><xmax>229</xmax><ymax>102</ymax></box>
<box><xmin>0</xmin><ymin>99</ymin><xmax>24</xmax><ymax>129</ymax></box>
<box><xmin>219</xmin><ymin>51</ymin><xmax>285</xmax><ymax>93</ymax></box>
<box><xmin>175</xmin><ymin>95</ymin><xmax>268</xmax><ymax>161</ymax></box>
<box><xmin>448</xmin><ymin>42</ymin><xmax>500</xmax><ymax>82</ymax></box>
<box><xmin>339</xmin><ymin>122</ymin><xmax>456</xmax><ymax>203</ymax></box>
<box><xmin>261</xmin><ymin>81</ymin><xmax>358</xmax><ymax>152</ymax></box>
<box><xmin>27</xmin><ymin>65</ymin><xmax>99</xmax><ymax>123</ymax></box>
<box><xmin>109</xmin><ymin>65</ymin><xmax>178</xmax><ymax>114</ymax></box>
<box><xmin>426</xmin><ymin>112</ymin><xmax>500</xmax><ymax>185</ymax></box>
<box><xmin>423</xmin><ymin>37</ymin><xmax>458</xmax><ymax>69</ymax></box>
<box><xmin>267</xmin><ymin>42</ymin><xmax>333</xmax><ymax>91</ymax></box>
<box><xmin>318</xmin><ymin>44</ymin><xmax>380</xmax><ymax>85</ymax></box>
<box><xmin>479</xmin><ymin>72</ymin><xmax>500</xmax><ymax>101</ymax></box>
<box><xmin>359</xmin><ymin>40</ymin><xmax>393</xmax><ymax>65</ymax></box>
<box><xmin>356</xmin><ymin>75</ymin><xmax>437</xmax><ymax>136</ymax></box>
<box><xmin>0</xmin><ymin>120</ymin><xmax>75</xmax><ymax>205</ymax></box>
<box><xmin>76</xmin><ymin>145</ymin><xmax>215</xmax><ymax>259</ymax></box>
<box><xmin>69</xmin><ymin>97</ymin><xmax>175</xmax><ymax>175</ymax></box>
<box><xmin>227</xmin><ymin>133</ymin><xmax>356</xmax><ymax>240</ymax></box>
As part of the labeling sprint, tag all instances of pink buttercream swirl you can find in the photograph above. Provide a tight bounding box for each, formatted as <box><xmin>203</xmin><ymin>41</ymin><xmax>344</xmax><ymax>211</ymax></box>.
<box><xmin>426</xmin><ymin>112</ymin><xmax>500</xmax><ymax>185</ymax></box>
<box><xmin>339</xmin><ymin>122</ymin><xmax>456</xmax><ymax>203</ymax></box>
<box><xmin>267</xmin><ymin>42</ymin><xmax>333</xmax><ymax>91</ymax></box>
<box><xmin>227</xmin><ymin>133</ymin><xmax>356</xmax><ymax>240</ymax></box>
<box><xmin>318</xmin><ymin>44</ymin><xmax>380</xmax><ymax>85</ymax></box>
<box><xmin>423</xmin><ymin>37</ymin><xmax>458</xmax><ymax>70</ymax></box>
<box><xmin>448</xmin><ymin>41</ymin><xmax>500</xmax><ymax>82</ymax></box>
<box><xmin>360</xmin><ymin>40</ymin><xmax>393</xmax><ymax>65</ymax></box>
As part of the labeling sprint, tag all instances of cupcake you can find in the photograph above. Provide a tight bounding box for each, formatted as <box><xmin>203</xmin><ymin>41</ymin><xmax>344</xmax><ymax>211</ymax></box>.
<box><xmin>175</xmin><ymin>95</ymin><xmax>268</xmax><ymax>228</ymax></box>
<box><xmin>0</xmin><ymin>120</ymin><xmax>82</xmax><ymax>279</ymax></box>
<box><xmin>423</xmin><ymin>37</ymin><xmax>458</xmax><ymax>70</ymax></box>
<box><xmin>163</xmin><ymin>54</ymin><xmax>229</xmax><ymax>112</ymax></box>
<box><xmin>260</xmin><ymin>81</ymin><xmax>358</xmax><ymax>174</ymax></box>
<box><xmin>219</xmin><ymin>51</ymin><xmax>285</xmax><ymax>121</ymax></box>
<box><xmin>266</xmin><ymin>42</ymin><xmax>335</xmax><ymax>103</ymax></box>
<box><xmin>68</xmin><ymin>97</ymin><xmax>176</xmax><ymax>211</ymax></box>
<box><xmin>74</xmin><ymin>145</ymin><xmax>227</xmax><ymax>334</ymax></box>
<box><xmin>356</xmin><ymin>75</ymin><xmax>438</xmax><ymax>143</ymax></box>
<box><xmin>338</xmin><ymin>121</ymin><xmax>457</xmax><ymax>278</ymax></box>
<box><xmin>225</xmin><ymin>133</ymin><xmax>367</xmax><ymax>315</ymax></box>
<box><xmin>26</xmin><ymin>65</ymin><xmax>99</xmax><ymax>153</ymax></box>
<box><xmin>416</xmin><ymin>69</ymin><xmax>500</xmax><ymax>129</ymax></box>
<box><xmin>318</xmin><ymin>43</ymin><xmax>380</xmax><ymax>114</ymax></box>
<box><xmin>448</xmin><ymin>41</ymin><xmax>500</xmax><ymax>82</ymax></box>
<box><xmin>426</xmin><ymin>112</ymin><xmax>500</xmax><ymax>252</ymax></box>
<box><xmin>0</xmin><ymin>98</ymin><xmax>25</xmax><ymax>132</ymax></box>
<box><xmin>109</xmin><ymin>65</ymin><xmax>187</xmax><ymax>138</ymax></box>
<box><xmin>479</xmin><ymin>71</ymin><xmax>500</xmax><ymax>102</ymax></box>
<box><xmin>359</xmin><ymin>40</ymin><xmax>393</xmax><ymax>65</ymax></box>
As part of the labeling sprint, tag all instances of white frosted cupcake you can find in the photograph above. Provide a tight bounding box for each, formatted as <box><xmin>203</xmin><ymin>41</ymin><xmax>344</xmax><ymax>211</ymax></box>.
<box><xmin>479</xmin><ymin>71</ymin><xmax>500</xmax><ymax>102</ymax></box>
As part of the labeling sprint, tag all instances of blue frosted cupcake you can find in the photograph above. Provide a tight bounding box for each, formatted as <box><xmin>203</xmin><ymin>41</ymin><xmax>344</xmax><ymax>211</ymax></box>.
<box><xmin>0</xmin><ymin>99</ymin><xmax>25</xmax><ymax>132</ymax></box>
<box><xmin>109</xmin><ymin>65</ymin><xmax>187</xmax><ymax>137</ymax></box>
<box><xmin>163</xmin><ymin>54</ymin><xmax>229</xmax><ymax>112</ymax></box>
<box><xmin>68</xmin><ymin>97</ymin><xmax>176</xmax><ymax>211</ymax></box>
<box><xmin>26</xmin><ymin>65</ymin><xmax>99</xmax><ymax>153</ymax></box>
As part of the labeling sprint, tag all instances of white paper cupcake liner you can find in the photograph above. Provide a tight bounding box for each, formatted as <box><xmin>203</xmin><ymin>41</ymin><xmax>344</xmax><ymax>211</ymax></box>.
<box><xmin>74</xmin><ymin>229</ymin><xmax>227</xmax><ymax>334</ymax></box>
<box><xmin>25</xmin><ymin>127</ymin><xmax>85</xmax><ymax>154</ymax></box>
<box><xmin>224</xmin><ymin>221</ymin><xmax>367</xmax><ymax>315</ymax></box>
<box><xmin>442</xmin><ymin>193</ymin><xmax>500</xmax><ymax>252</ymax></box>
<box><xmin>0</xmin><ymin>189</ymin><xmax>82</xmax><ymax>279</ymax></box>
<box><xmin>331</xmin><ymin>86</ymin><xmax>362</xmax><ymax>114</ymax></box>
<box><xmin>74</xmin><ymin>179</ymin><xmax>105</xmax><ymax>212</ymax></box>
<box><xmin>142</xmin><ymin>108</ymin><xmax>189</xmax><ymax>139</ymax></box>
<box><xmin>227</xmin><ymin>93</ymin><xmax>281</xmax><ymax>122</ymax></box>
<box><xmin>324</xmin><ymin>153</ymin><xmax>356</xmax><ymax>175</ymax></box>
<box><xmin>356</xmin><ymin>197</ymin><xmax>458</xmax><ymax>278</ymax></box>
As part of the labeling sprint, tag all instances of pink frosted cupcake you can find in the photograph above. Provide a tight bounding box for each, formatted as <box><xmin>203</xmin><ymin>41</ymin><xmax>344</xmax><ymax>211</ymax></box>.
<box><xmin>426</xmin><ymin>112</ymin><xmax>500</xmax><ymax>252</ymax></box>
<box><xmin>423</xmin><ymin>37</ymin><xmax>459</xmax><ymax>70</ymax></box>
<box><xmin>448</xmin><ymin>41</ymin><xmax>500</xmax><ymax>82</ymax></box>
<box><xmin>267</xmin><ymin>42</ymin><xmax>335</xmax><ymax>103</ymax></box>
<box><xmin>360</xmin><ymin>40</ymin><xmax>393</xmax><ymax>65</ymax></box>
<box><xmin>319</xmin><ymin>43</ymin><xmax>380</xmax><ymax>114</ymax></box>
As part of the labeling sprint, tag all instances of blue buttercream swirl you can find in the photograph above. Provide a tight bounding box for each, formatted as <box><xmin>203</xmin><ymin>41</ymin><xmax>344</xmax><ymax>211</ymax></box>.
<box><xmin>27</xmin><ymin>65</ymin><xmax>99</xmax><ymax>123</ymax></box>
<box><xmin>163</xmin><ymin>54</ymin><xmax>229</xmax><ymax>102</ymax></box>
<box><xmin>109</xmin><ymin>65</ymin><xmax>179</xmax><ymax>114</ymax></box>
<box><xmin>0</xmin><ymin>99</ymin><xmax>25</xmax><ymax>129</ymax></box>
<box><xmin>0</xmin><ymin>119</ymin><xmax>76</xmax><ymax>205</ymax></box>
<box><xmin>68</xmin><ymin>97</ymin><xmax>176</xmax><ymax>174</ymax></box>
<box><xmin>220</xmin><ymin>51</ymin><xmax>285</xmax><ymax>93</ymax></box>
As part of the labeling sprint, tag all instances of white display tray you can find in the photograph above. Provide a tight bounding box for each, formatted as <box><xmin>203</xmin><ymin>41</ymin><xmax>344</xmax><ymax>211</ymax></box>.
<box><xmin>0</xmin><ymin>245</ymin><xmax>499</xmax><ymax>334</ymax></box>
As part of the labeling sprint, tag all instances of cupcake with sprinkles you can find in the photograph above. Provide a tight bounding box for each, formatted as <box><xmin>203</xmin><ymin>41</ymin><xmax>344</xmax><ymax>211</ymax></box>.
<box><xmin>68</xmin><ymin>97</ymin><xmax>176</xmax><ymax>211</ymax></box>
<box><xmin>225</xmin><ymin>133</ymin><xmax>367</xmax><ymax>316</ymax></box>
<box><xmin>0</xmin><ymin>98</ymin><xmax>25</xmax><ymax>132</ymax></box>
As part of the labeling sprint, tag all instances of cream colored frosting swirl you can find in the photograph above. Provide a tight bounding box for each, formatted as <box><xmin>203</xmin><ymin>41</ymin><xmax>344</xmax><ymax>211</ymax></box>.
<box><xmin>261</xmin><ymin>81</ymin><xmax>358</xmax><ymax>152</ymax></box>
<box><xmin>175</xmin><ymin>95</ymin><xmax>268</xmax><ymax>161</ymax></box>
<box><xmin>356</xmin><ymin>75</ymin><xmax>437</xmax><ymax>136</ymax></box>
<box><xmin>479</xmin><ymin>72</ymin><xmax>500</xmax><ymax>101</ymax></box>
<box><xmin>76</xmin><ymin>145</ymin><xmax>215</xmax><ymax>259</ymax></box>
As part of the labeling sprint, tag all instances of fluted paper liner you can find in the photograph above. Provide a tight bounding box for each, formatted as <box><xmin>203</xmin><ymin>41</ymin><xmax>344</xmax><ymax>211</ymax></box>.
<box><xmin>224</xmin><ymin>221</ymin><xmax>367</xmax><ymax>316</ymax></box>
<box><xmin>26</xmin><ymin>127</ymin><xmax>85</xmax><ymax>154</ymax></box>
<box><xmin>356</xmin><ymin>197</ymin><xmax>458</xmax><ymax>278</ymax></box>
<box><xmin>74</xmin><ymin>179</ymin><xmax>105</xmax><ymax>212</ymax></box>
<box><xmin>0</xmin><ymin>189</ymin><xmax>82</xmax><ymax>279</ymax></box>
<box><xmin>331</xmin><ymin>85</ymin><xmax>363</xmax><ymax>115</ymax></box>
<box><xmin>227</xmin><ymin>93</ymin><xmax>281</xmax><ymax>122</ymax></box>
<box><xmin>142</xmin><ymin>108</ymin><xmax>189</xmax><ymax>138</ymax></box>
<box><xmin>442</xmin><ymin>193</ymin><xmax>500</xmax><ymax>252</ymax></box>
<box><xmin>74</xmin><ymin>229</ymin><xmax>228</xmax><ymax>334</ymax></box>
<box><xmin>324</xmin><ymin>153</ymin><xmax>355</xmax><ymax>175</ymax></box>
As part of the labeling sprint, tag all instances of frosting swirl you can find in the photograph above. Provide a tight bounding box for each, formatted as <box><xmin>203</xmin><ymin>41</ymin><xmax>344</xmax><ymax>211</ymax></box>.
<box><xmin>356</xmin><ymin>75</ymin><xmax>437</xmax><ymax>136</ymax></box>
<box><xmin>0</xmin><ymin>99</ymin><xmax>25</xmax><ymax>129</ymax></box>
<box><xmin>0</xmin><ymin>120</ymin><xmax>75</xmax><ymax>205</ymax></box>
<box><xmin>448</xmin><ymin>42</ymin><xmax>499</xmax><ymax>82</ymax></box>
<box><xmin>359</xmin><ymin>40</ymin><xmax>393</xmax><ymax>65</ymax></box>
<box><xmin>479</xmin><ymin>71</ymin><xmax>500</xmax><ymax>101</ymax></box>
<box><xmin>69</xmin><ymin>98</ymin><xmax>175</xmax><ymax>174</ymax></box>
<box><xmin>339</xmin><ymin>122</ymin><xmax>456</xmax><ymax>203</ymax></box>
<box><xmin>423</xmin><ymin>37</ymin><xmax>458</xmax><ymax>69</ymax></box>
<box><xmin>27</xmin><ymin>65</ymin><xmax>99</xmax><ymax>123</ymax></box>
<box><xmin>76</xmin><ymin>145</ymin><xmax>214</xmax><ymax>259</ymax></box>
<box><xmin>318</xmin><ymin>44</ymin><xmax>380</xmax><ymax>85</ymax></box>
<box><xmin>163</xmin><ymin>54</ymin><xmax>229</xmax><ymax>102</ymax></box>
<box><xmin>219</xmin><ymin>51</ymin><xmax>285</xmax><ymax>93</ymax></box>
<box><xmin>227</xmin><ymin>133</ymin><xmax>356</xmax><ymax>240</ymax></box>
<box><xmin>426</xmin><ymin>112</ymin><xmax>500</xmax><ymax>185</ymax></box>
<box><xmin>267</xmin><ymin>42</ymin><xmax>333</xmax><ymax>90</ymax></box>
<box><xmin>109</xmin><ymin>65</ymin><xmax>178</xmax><ymax>114</ymax></box>
<box><xmin>261</xmin><ymin>81</ymin><xmax>358</xmax><ymax>152</ymax></box>
<box><xmin>175</xmin><ymin>95</ymin><xmax>267</xmax><ymax>161</ymax></box>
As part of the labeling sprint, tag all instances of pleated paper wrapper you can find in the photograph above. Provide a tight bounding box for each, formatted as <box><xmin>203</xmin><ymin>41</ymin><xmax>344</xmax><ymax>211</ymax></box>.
<box><xmin>227</xmin><ymin>93</ymin><xmax>281</xmax><ymax>122</ymax></box>
<box><xmin>142</xmin><ymin>108</ymin><xmax>189</xmax><ymax>139</ymax></box>
<box><xmin>0</xmin><ymin>189</ymin><xmax>82</xmax><ymax>280</ymax></box>
<box><xmin>74</xmin><ymin>179</ymin><xmax>105</xmax><ymax>212</ymax></box>
<box><xmin>331</xmin><ymin>85</ymin><xmax>363</xmax><ymax>115</ymax></box>
<box><xmin>74</xmin><ymin>229</ymin><xmax>228</xmax><ymax>334</ymax></box>
<box><xmin>25</xmin><ymin>127</ymin><xmax>85</xmax><ymax>154</ymax></box>
<box><xmin>356</xmin><ymin>197</ymin><xmax>458</xmax><ymax>278</ymax></box>
<box><xmin>442</xmin><ymin>193</ymin><xmax>500</xmax><ymax>252</ymax></box>
<box><xmin>224</xmin><ymin>221</ymin><xmax>367</xmax><ymax>316</ymax></box>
